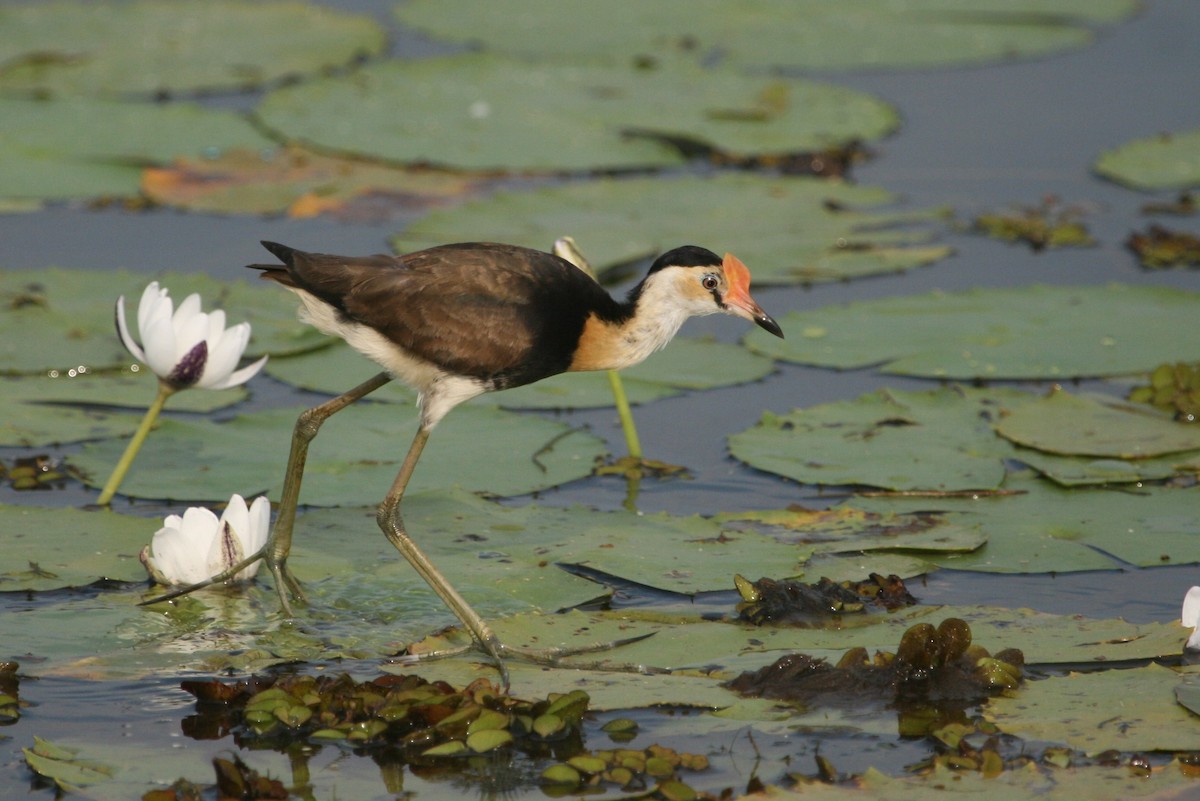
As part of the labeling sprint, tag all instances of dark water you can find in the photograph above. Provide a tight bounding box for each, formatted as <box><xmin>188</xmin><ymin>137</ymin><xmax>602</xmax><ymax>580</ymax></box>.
<box><xmin>2</xmin><ymin>1</ymin><xmax>1199</xmax><ymax>798</ymax></box>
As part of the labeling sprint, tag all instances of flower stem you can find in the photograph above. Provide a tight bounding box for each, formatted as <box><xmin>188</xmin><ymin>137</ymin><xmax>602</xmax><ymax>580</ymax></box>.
<box><xmin>606</xmin><ymin>369</ymin><xmax>642</xmax><ymax>460</ymax></box>
<box><xmin>97</xmin><ymin>381</ymin><xmax>174</xmax><ymax>506</ymax></box>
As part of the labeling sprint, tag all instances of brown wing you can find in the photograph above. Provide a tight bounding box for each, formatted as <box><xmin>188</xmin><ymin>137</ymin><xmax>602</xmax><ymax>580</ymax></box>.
<box><xmin>255</xmin><ymin>241</ymin><xmax>618</xmax><ymax>386</ymax></box>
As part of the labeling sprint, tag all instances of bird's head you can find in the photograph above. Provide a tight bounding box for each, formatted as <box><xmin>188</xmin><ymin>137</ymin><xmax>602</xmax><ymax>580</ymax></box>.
<box><xmin>643</xmin><ymin>246</ymin><xmax>784</xmax><ymax>338</ymax></box>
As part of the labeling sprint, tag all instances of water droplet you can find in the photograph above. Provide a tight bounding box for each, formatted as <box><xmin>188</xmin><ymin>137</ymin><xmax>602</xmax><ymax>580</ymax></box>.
<box><xmin>47</xmin><ymin>369</ymin><xmax>60</xmax><ymax>378</ymax></box>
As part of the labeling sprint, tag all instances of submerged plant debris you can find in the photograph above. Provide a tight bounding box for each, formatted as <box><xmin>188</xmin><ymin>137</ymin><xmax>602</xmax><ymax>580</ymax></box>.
<box><xmin>142</xmin><ymin>756</ymin><xmax>286</xmax><ymax>801</ymax></box>
<box><xmin>1126</xmin><ymin>224</ymin><xmax>1200</xmax><ymax>268</ymax></box>
<box><xmin>0</xmin><ymin>661</ymin><xmax>20</xmax><ymax>725</ymax></box>
<box><xmin>2</xmin><ymin>455</ymin><xmax>66</xmax><ymax>490</ymax></box>
<box><xmin>970</xmin><ymin>197</ymin><xmax>1094</xmax><ymax>251</ymax></box>
<box><xmin>1130</xmin><ymin>362</ymin><xmax>1200</xmax><ymax>421</ymax></box>
<box><xmin>725</xmin><ymin>618</ymin><xmax>1023</xmax><ymax>734</ymax></box>
<box><xmin>181</xmin><ymin>672</ymin><xmax>589</xmax><ymax>756</ymax></box>
<box><xmin>734</xmin><ymin>572</ymin><xmax>917</xmax><ymax>626</ymax></box>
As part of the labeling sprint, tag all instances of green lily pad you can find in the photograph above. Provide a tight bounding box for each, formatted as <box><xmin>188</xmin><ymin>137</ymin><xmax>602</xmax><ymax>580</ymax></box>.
<box><xmin>267</xmin><ymin>336</ymin><xmax>776</xmax><ymax>411</ymax></box>
<box><xmin>70</xmin><ymin>403</ymin><xmax>607</xmax><ymax>504</ymax></box>
<box><xmin>0</xmin><ymin>371</ymin><xmax>245</xmax><ymax>447</ymax></box>
<box><xmin>395</xmin><ymin>0</ymin><xmax>1135</xmax><ymax>72</ymax></box>
<box><xmin>141</xmin><ymin>145</ymin><xmax>483</xmax><ymax>218</ymax></box>
<box><xmin>987</xmin><ymin>664</ymin><xmax>1200</xmax><ymax>753</ymax></box>
<box><xmin>1094</xmin><ymin>128</ymin><xmax>1200</xmax><ymax>190</ymax></box>
<box><xmin>394</xmin><ymin>174</ymin><xmax>950</xmax><ymax>286</ymax></box>
<box><xmin>853</xmin><ymin>470</ymin><xmax>1200</xmax><ymax>573</ymax></box>
<box><xmin>747</xmin><ymin>284</ymin><xmax>1200</xmax><ymax>378</ymax></box>
<box><xmin>23</xmin><ymin>736</ymin><xmax>115</xmax><ymax>790</ymax></box>
<box><xmin>0</xmin><ymin>96</ymin><xmax>273</xmax><ymax>202</ymax></box>
<box><xmin>729</xmin><ymin>386</ymin><xmax>1030</xmax><ymax>491</ymax></box>
<box><xmin>0</xmin><ymin>1</ymin><xmax>385</xmax><ymax>97</ymax></box>
<box><xmin>0</xmin><ymin>505</ymin><xmax>149</xmax><ymax>591</ymax></box>
<box><xmin>412</xmin><ymin>605</ymin><xmax>1183</xmax><ymax>678</ymax></box>
<box><xmin>995</xmin><ymin>389</ymin><xmax>1200</xmax><ymax>458</ymax></box>
<box><xmin>257</xmin><ymin>54</ymin><xmax>898</xmax><ymax>171</ymax></box>
<box><xmin>1013</xmin><ymin>446</ymin><xmax>1200</xmax><ymax>487</ymax></box>
<box><xmin>0</xmin><ymin>268</ymin><xmax>323</xmax><ymax>376</ymax></box>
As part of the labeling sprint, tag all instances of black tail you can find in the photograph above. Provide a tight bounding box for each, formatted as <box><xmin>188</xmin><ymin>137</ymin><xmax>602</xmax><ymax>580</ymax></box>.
<box><xmin>247</xmin><ymin>241</ymin><xmax>297</xmax><ymax>284</ymax></box>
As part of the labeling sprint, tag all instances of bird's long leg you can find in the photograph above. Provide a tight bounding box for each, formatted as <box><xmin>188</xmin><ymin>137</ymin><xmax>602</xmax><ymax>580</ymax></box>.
<box><xmin>141</xmin><ymin>371</ymin><xmax>393</xmax><ymax>611</ymax></box>
<box><xmin>376</xmin><ymin>425</ymin><xmax>659</xmax><ymax>691</ymax></box>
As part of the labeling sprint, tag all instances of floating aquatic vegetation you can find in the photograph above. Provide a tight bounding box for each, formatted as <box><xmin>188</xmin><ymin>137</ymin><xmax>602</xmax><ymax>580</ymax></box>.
<box><xmin>1126</xmin><ymin>224</ymin><xmax>1200</xmax><ymax>268</ymax></box>
<box><xmin>2</xmin><ymin>455</ymin><xmax>66</xmax><ymax>491</ymax></box>
<box><xmin>734</xmin><ymin>573</ymin><xmax>917</xmax><ymax>626</ymax></box>
<box><xmin>970</xmin><ymin>197</ymin><xmax>1094</xmax><ymax>251</ymax></box>
<box><xmin>181</xmin><ymin>673</ymin><xmax>589</xmax><ymax>758</ymax></box>
<box><xmin>540</xmin><ymin>743</ymin><xmax>710</xmax><ymax>799</ymax></box>
<box><xmin>0</xmin><ymin>661</ymin><xmax>20</xmax><ymax>725</ymax></box>
<box><xmin>1129</xmin><ymin>362</ymin><xmax>1200</xmax><ymax>421</ymax></box>
<box><xmin>725</xmin><ymin>618</ymin><xmax>1023</xmax><ymax>712</ymax></box>
<box><xmin>1141</xmin><ymin>192</ymin><xmax>1197</xmax><ymax>216</ymax></box>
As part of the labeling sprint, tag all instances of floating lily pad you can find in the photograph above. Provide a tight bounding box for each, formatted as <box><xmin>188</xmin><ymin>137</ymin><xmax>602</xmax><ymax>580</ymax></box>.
<box><xmin>0</xmin><ymin>1</ymin><xmax>385</xmax><ymax>97</ymax></box>
<box><xmin>0</xmin><ymin>505</ymin><xmax>149</xmax><ymax>591</ymax></box>
<box><xmin>0</xmin><ymin>268</ymin><xmax>323</xmax><ymax>376</ymax></box>
<box><xmin>394</xmin><ymin>174</ymin><xmax>950</xmax><ymax>286</ymax></box>
<box><xmin>853</xmin><ymin>470</ymin><xmax>1200</xmax><ymax>573</ymax></box>
<box><xmin>730</xmin><ymin>386</ymin><xmax>1029</xmax><ymax>491</ymax></box>
<box><xmin>257</xmin><ymin>54</ymin><xmax>898</xmax><ymax>171</ymax></box>
<box><xmin>411</xmin><ymin>604</ymin><xmax>1183</xmax><ymax>678</ymax></box>
<box><xmin>0</xmin><ymin>96</ymin><xmax>274</xmax><ymax>202</ymax></box>
<box><xmin>0</xmin><ymin>370</ymin><xmax>245</xmax><ymax>446</ymax></box>
<box><xmin>70</xmin><ymin>403</ymin><xmax>607</xmax><ymax>504</ymax></box>
<box><xmin>141</xmin><ymin>146</ymin><xmax>483</xmax><ymax>218</ymax></box>
<box><xmin>395</xmin><ymin>0</ymin><xmax>1135</xmax><ymax>72</ymax></box>
<box><xmin>747</xmin><ymin>284</ymin><xmax>1200</xmax><ymax>378</ymax></box>
<box><xmin>987</xmin><ymin>664</ymin><xmax>1200</xmax><ymax>753</ymax></box>
<box><xmin>267</xmin><ymin>336</ymin><xmax>776</xmax><ymax>411</ymax></box>
<box><xmin>995</xmin><ymin>389</ymin><xmax>1200</xmax><ymax>458</ymax></box>
<box><xmin>301</xmin><ymin>490</ymin><xmax>977</xmax><ymax>602</ymax></box>
<box><xmin>1013</xmin><ymin>447</ymin><xmax>1200</xmax><ymax>487</ymax></box>
<box><xmin>1095</xmin><ymin>128</ymin><xmax>1200</xmax><ymax>190</ymax></box>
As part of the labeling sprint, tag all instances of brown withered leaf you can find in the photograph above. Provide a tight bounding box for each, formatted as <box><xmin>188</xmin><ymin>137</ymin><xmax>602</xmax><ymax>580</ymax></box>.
<box><xmin>141</xmin><ymin>146</ymin><xmax>482</xmax><ymax>220</ymax></box>
<box><xmin>735</xmin><ymin>572</ymin><xmax>917</xmax><ymax>626</ymax></box>
<box><xmin>1126</xmin><ymin>224</ymin><xmax>1200</xmax><ymax>269</ymax></box>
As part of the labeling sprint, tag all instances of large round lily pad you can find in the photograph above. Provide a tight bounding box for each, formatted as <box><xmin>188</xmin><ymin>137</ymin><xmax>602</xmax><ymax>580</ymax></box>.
<box><xmin>0</xmin><ymin>1</ymin><xmax>385</xmax><ymax>97</ymax></box>
<box><xmin>730</xmin><ymin>386</ymin><xmax>1029</xmax><ymax>492</ymax></box>
<box><xmin>0</xmin><ymin>371</ymin><xmax>245</xmax><ymax>447</ymax></box>
<box><xmin>256</xmin><ymin>54</ymin><xmax>898</xmax><ymax>171</ymax></box>
<box><xmin>395</xmin><ymin>0</ymin><xmax>1136</xmax><ymax>72</ymax></box>
<box><xmin>0</xmin><ymin>268</ymin><xmax>324</xmax><ymax>376</ymax></box>
<box><xmin>854</xmin><ymin>470</ymin><xmax>1200</xmax><ymax>573</ymax></box>
<box><xmin>70</xmin><ymin>403</ymin><xmax>607</xmax><ymax>505</ymax></box>
<box><xmin>0</xmin><ymin>96</ymin><xmax>273</xmax><ymax>202</ymax></box>
<box><xmin>1094</xmin><ymin>128</ymin><xmax>1200</xmax><ymax>190</ymax></box>
<box><xmin>393</xmin><ymin>174</ymin><xmax>950</xmax><ymax>286</ymax></box>
<box><xmin>747</xmin><ymin>284</ymin><xmax>1200</xmax><ymax>378</ymax></box>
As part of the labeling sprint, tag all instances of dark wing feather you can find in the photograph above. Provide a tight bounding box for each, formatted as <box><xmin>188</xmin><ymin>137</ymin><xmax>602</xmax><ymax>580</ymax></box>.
<box><xmin>252</xmin><ymin>241</ymin><xmax>619</xmax><ymax>387</ymax></box>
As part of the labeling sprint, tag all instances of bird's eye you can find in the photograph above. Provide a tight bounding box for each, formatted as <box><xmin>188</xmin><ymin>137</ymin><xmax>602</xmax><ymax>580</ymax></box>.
<box><xmin>701</xmin><ymin>273</ymin><xmax>720</xmax><ymax>292</ymax></box>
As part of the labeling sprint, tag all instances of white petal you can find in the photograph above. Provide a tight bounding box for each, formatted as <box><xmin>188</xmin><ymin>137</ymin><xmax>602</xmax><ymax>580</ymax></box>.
<box><xmin>174</xmin><ymin>293</ymin><xmax>203</xmax><ymax>330</ymax></box>
<box><xmin>206</xmin><ymin>354</ymin><xmax>268</xmax><ymax>391</ymax></box>
<box><xmin>245</xmin><ymin>496</ymin><xmax>272</xmax><ymax>554</ymax></box>
<box><xmin>137</xmin><ymin>282</ymin><xmax>169</xmax><ymax>341</ymax></box>
<box><xmin>148</xmin><ymin>507</ymin><xmax>220</xmax><ymax>585</ymax></box>
<box><xmin>1183</xmin><ymin>586</ymin><xmax>1200</xmax><ymax>627</ymax></box>
<box><xmin>197</xmin><ymin>323</ymin><xmax>248</xmax><ymax>388</ymax></box>
<box><xmin>142</xmin><ymin>313</ymin><xmax>179</xmax><ymax>379</ymax></box>
<box><xmin>115</xmin><ymin>294</ymin><xmax>146</xmax><ymax>363</ymax></box>
<box><xmin>173</xmin><ymin>309</ymin><xmax>209</xmax><ymax>360</ymax></box>
<box><xmin>217</xmin><ymin>494</ymin><xmax>251</xmax><ymax>550</ymax></box>
<box><xmin>207</xmin><ymin>522</ymin><xmax>246</xmax><ymax>578</ymax></box>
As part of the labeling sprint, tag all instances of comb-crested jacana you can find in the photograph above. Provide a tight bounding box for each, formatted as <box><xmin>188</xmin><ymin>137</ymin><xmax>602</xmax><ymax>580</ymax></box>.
<box><xmin>150</xmin><ymin>240</ymin><xmax>782</xmax><ymax>685</ymax></box>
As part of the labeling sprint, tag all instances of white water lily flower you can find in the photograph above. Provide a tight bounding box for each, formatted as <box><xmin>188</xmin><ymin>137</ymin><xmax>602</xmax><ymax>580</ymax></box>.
<box><xmin>140</xmin><ymin>494</ymin><xmax>271</xmax><ymax>586</ymax></box>
<box><xmin>116</xmin><ymin>281</ymin><xmax>267</xmax><ymax>390</ymax></box>
<box><xmin>1184</xmin><ymin>586</ymin><xmax>1200</xmax><ymax>651</ymax></box>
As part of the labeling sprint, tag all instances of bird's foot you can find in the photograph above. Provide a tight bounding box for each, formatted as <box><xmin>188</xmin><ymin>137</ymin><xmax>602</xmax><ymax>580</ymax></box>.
<box><xmin>138</xmin><ymin>546</ymin><xmax>305</xmax><ymax>614</ymax></box>
<box><xmin>389</xmin><ymin>631</ymin><xmax>661</xmax><ymax>692</ymax></box>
